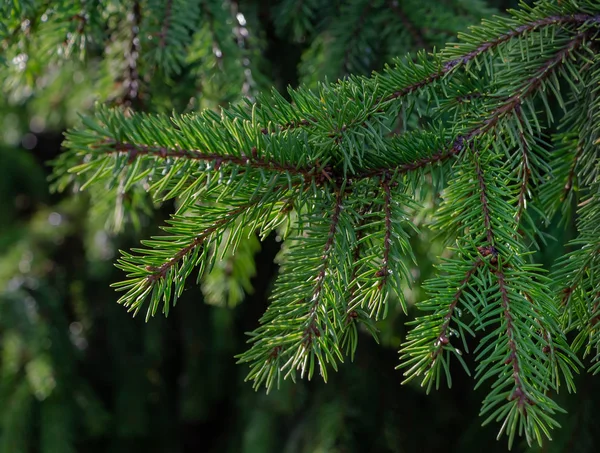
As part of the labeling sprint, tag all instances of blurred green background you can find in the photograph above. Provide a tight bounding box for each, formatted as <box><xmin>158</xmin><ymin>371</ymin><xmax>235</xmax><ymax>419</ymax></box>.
<box><xmin>1</xmin><ymin>0</ymin><xmax>599</xmax><ymax>452</ymax></box>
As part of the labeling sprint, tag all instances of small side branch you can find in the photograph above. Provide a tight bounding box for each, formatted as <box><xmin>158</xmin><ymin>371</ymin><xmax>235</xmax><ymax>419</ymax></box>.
<box><xmin>305</xmin><ymin>190</ymin><xmax>345</xmax><ymax>344</ymax></box>
<box><xmin>431</xmin><ymin>257</ymin><xmax>483</xmax><ymax>361</ymax></box>
<box><xmin>514</xmin><ymin>106</ymin><xmax>530</xmax><ymax>224</ymax></box>
<box><xmin>376</xmin><ymin>175</ymin><xmax>393</xmax><ymax>288</ymax></box>
<box><xmin>466</xmin><ymin>34</ymin><xmax>585</xmax><ymax>140</ymax></box>
<box><xmin>496</xmin><ymin>271</ymin><xmax>530</xmax><ymax>409</ymax></box>
<box><xmin>145</xmin><ymin>204</ymin><xmax>248</xmax><ymax>282</ymax></box>
<box><xmin>472</xmin><ymin>149</ymin><xmax>494</xmax><ymax>246</ymax></box>
<box><xmin>107</xmin><ymin>141</ymin><xmax>316</xmax><ymax>180</ymax></box>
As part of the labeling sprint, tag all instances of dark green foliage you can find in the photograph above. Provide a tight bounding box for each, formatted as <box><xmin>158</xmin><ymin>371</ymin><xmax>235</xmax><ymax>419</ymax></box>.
<box><xmin>4</xmin><ymin>0</ymin><xmax>600</xmax><ymax>451</ymax></box>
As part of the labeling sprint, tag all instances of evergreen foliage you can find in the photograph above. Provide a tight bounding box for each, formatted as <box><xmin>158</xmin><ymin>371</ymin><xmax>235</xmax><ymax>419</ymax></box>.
<box><xmin>3</xmin><ymin>0</ymin><xmax>600</xmax><ymax>450</ymax></box>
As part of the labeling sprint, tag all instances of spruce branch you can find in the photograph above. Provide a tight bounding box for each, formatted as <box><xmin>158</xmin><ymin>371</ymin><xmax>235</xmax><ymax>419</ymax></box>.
<box><xmin>431</xmin><ymin>256</ymin><xmax>483</xmax><ymax>362</ymax></box>
<box><xmin>401</xmin><ymin>140</ymin><xmax>577</xmax><ymax>446</ymax></box>
<box><xmin>345</xmin><ymin>176</ymin><xmax>417</xmax><ymax>320</ymax></box>
<box><xmin>185</xmin><ymin>8</ymin><xmax>598</xmax><ymax>157</ymax></box>
<box><xmin>108</xmin><ymin>141</ymin><xmax>315</xmax><ymax>180</ymax></box>
<box><xmin>51</xmin><ymin>0</ymin><xmax>600</xmax><ymax>447</ymax></box>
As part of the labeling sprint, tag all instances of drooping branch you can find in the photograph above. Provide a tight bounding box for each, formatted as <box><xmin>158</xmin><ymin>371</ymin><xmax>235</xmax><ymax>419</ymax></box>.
<box><xmin>431</xmin><ymin>257</ymin><xmax>484</xmax><ymax>361</ymax></box>
<box><xmin>343</xmin><ymin>189</ymin><xmax>382</xmax><ymax>319</ymax></box>
<box><xmin>304</xmin><ymin>189</ymin><xmax>345</xmax><ymax>345</ymax></box>
<box><xmin>496</xmin><ymin>271</ymin><xmax>530</xmax><ymax>408</ymax></box>
<box><xmin>145</xmin><ymin>203</ymin><xmax>249</xmax><ymax>282</ymax></box>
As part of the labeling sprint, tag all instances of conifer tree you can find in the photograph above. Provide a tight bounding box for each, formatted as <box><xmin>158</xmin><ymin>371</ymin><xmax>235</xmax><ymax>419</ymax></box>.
<box><xmin>4</xmin><ymin>0</ymin><xmax>600</xmax><ymax>450</ymax></box>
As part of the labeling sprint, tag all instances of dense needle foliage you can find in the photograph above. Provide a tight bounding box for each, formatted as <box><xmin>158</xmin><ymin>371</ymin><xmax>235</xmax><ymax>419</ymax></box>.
<box><xmin>3</xmin><ymin>0</ymin><xmax>600</xmax><ymax>450</ymax></box>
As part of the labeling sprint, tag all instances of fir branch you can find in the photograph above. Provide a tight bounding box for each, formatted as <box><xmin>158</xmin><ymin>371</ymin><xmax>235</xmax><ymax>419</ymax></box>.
<box><xmin>467</xmin><ymin>34</ymin><xmax>585</xmax><ymax>140</ymax></box>
<box><xmin>113</xmin><ymin>199</ymin><xmax>253</xmax><ymax>317</ymax></box>
<box><xmin>468</xmin><ymin>145</ymin><xmax>535</xmax><ymax>407</ymax></box>
<box><xmin>238</xmin><ymin>188</ymin><xmax>353</xmax><ymax>390</ymax></box>
<box><xmin>554</xmin><ymin>189</ymin><xmax>600</xmax><ymax>369</ymax></box>
<box><xmin>253</xmin><ymin>11</ymin><xmax>597</xmax><ymax>137</ymax></box>
<box><xmin>357</xmin><ymin>135</ymin><xmax>464</xmax><ymax>180</ymax></box>
<box><xmin>470</xmin><ymin>144</ymin><xmax>531</xmax><ymax>415</ymax></box>
<box><xmin>398</xmin><ymin>253</ymin><xmax>481</xmax><ymax>390</ymax></box>
<box><xmin>342</xmin><ymin>194</ymin><xmax>379</xmax><ymax>319</ymax></box>
<box><xmin>48</xmin><ymin>1</ymin><xmax>600</xmax><ymax>446</ymax></box>
<box><xmin>113</xmin><ymin>179</ymin><xmax>300</xmax><ymax>318</ymax></box>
